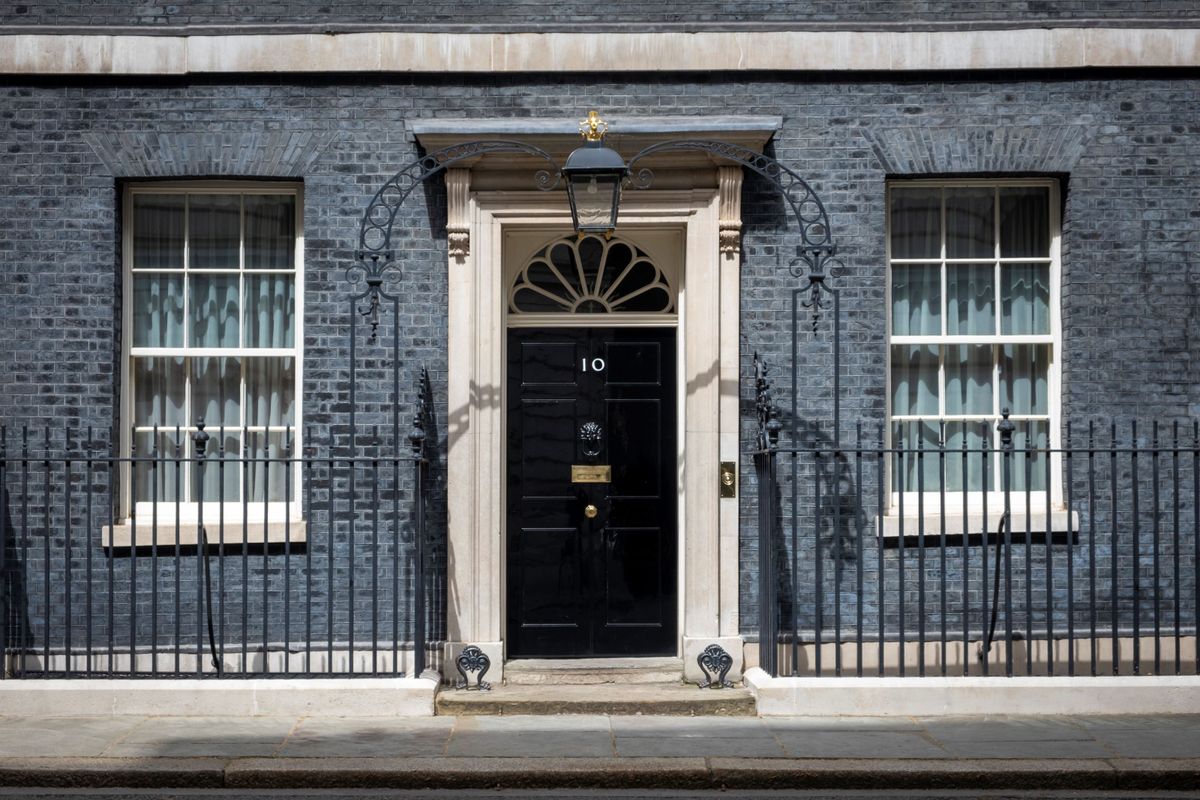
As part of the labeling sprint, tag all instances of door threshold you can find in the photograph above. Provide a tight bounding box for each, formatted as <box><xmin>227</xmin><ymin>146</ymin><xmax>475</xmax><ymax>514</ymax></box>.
<box><xmin>506</xmin><ymin>657</ymin><xmax>682</xmax><ymax>671</ymax></box>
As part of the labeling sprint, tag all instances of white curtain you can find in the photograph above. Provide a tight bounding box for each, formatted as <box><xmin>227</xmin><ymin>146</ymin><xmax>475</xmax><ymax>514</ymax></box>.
<box><xmin>890</xmin><ymin>186</ymin><xmax>1051</xmax><ymax>493</ymax></box>
<box><xmin>131</xmin><ymin>193</ymin><xmax>296</xmax><ymax>505</ymax></box>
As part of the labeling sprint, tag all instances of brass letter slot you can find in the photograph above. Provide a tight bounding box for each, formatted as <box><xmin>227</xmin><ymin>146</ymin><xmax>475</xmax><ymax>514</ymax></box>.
<box><xmin>571</xmin><ymin>465</ymin><xmax>612</xmax><ymax>483</ymax></box>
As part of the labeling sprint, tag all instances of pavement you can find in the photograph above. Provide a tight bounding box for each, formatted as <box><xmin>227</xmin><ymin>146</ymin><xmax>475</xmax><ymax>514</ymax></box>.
<box><xmin>0</xmin><ymin>713</ymin><xmax>1198</xmax><ymax>791</ymax></box>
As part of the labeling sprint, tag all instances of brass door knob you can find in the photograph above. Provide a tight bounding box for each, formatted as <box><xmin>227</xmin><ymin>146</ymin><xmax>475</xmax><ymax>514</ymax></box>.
<box><xmin>584</xmin><ymin>504</ymin><xmax>598</xmax><ymax>519</ymax></box>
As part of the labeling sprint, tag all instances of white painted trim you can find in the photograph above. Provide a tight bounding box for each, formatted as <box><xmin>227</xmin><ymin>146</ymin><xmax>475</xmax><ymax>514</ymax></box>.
<box><xmin>120</xmin><ymin>182</ymin><xmax>304</xmax><ymax>530</ymax></box>
<box><xmin>743</xmin><ymin>667</ymin><xmax>1200</xmax><ymax>716</ymax></box>
<box><xmin>883</xmin><ymin>178</ymin><xmax>1063</xmax><ymax>512</ymax></box>
<box><xmin>0</xmin><ymin>677</ymin><xmax>439</xmax><ymax>717</ymax></box>
<box><xmin>102</xmin><ymin>519</ymin><xmax>306</xmax><ymax>548</ymax></box>
<box><xmin>3</xmin><ymin>28</ymin><xmax>1200</xmax><ymax>75</ymax></box>
<box><xmin>443</xmin><ymin>185</ymin><xmax>741</xmax><ymax>676</ymax></box>
<box><xmin>876</xmin><ymin>509</ymin><xmax>1078</xmax><ymax>539</ymax></box>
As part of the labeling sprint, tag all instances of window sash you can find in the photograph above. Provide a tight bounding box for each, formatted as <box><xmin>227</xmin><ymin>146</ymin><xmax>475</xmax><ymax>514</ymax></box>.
<box><xmin>123</xmin><ymin>183</ymin><xmax>303</xmax><ymax>516</ymax></box>
<box><xmin>885</xmin><ymin>179</ymin><xmax>1061</xmax><ymax>512</ymax></box>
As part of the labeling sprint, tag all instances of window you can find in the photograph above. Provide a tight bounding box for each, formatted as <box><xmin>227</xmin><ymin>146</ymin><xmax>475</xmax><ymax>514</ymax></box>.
<box><xmin>886</xmin><ymin>179</ymin><xmax>1060</xmax><ymax>505</ymax></box>
<box><xmin>122</xmin><ymin>183</ymin><xmax>302</xmax><ymax>520</ymax></box>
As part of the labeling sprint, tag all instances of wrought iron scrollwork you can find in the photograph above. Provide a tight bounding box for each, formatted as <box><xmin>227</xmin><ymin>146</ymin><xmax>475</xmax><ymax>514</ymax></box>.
<box><xmin>352</xmin><ymin>141</ymin><xmax>563</xmax><ymax>338</ymax></box>
<box><xmin>754</xmin><ymin>353</ymin><xmax>782</xmax><ymax>451</ymax></box>
<box><xmin>696</xmin><ymin>643</ymin><xmax>734</xmax><ymax>689</ymax></box>
<box><xmin>454</xmin><ymin>645</ymin><xmax>492</xmax><ymax>691</ymax></box>
<box><xmin>409</xmin><ymin>366</ymin><xmax>432</xmax><ymax>462</ymax></box>
<box><xmin>357</xmin><ymin>140</ymin><xmax>562</xmax><ymax>263</ymax></box>
<box><xmin>625</xmin><ymin>140</ymin><xmax>842</xmax><ymax>328</ymax></box>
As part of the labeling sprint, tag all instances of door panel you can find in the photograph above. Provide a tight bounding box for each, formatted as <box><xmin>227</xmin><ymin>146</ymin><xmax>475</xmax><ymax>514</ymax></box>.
<box><xmin>507</xmin><ymin>327</ymin><xmax>677</xmax><ymax>658</ymax></box>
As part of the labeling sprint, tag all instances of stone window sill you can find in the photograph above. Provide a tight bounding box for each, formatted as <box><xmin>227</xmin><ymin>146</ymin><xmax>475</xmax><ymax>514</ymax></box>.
<box><xmin>876</xmin><ymin>510</ymin><xmax>1079</xmax><ymax>541</ymax></box>
<box><xmin>102</xmin><ymin>520</ymin><xmax>307</xmax><ymax>549</ymax></box>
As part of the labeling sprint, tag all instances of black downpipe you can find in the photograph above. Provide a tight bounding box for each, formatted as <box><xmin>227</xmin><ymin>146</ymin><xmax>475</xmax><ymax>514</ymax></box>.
<box><xmin>193</xmin><ymin>422</ymin><xmax>221</xmax><ymax>675</ymax></box>
<box><xmin>198</xmin><ymin>524</ymin><xmax>221</xmax><ymax>674</ymax></box>
<box><xmin>980</xmin><ymin>411</ymin><xmax>1016</xmax><ymax>665</ymax></box>
<box><xmin>980</xmin><ymin>512</ymin><xmax>1009</xmax><ymax>660</ymax></box>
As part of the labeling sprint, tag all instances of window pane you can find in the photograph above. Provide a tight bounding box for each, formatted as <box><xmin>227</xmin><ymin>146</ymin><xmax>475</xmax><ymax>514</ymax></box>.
<box><xmin>1008</xmin><ymin>421</ymin><xmax>1049</xmax><ymax>492</ymax></box>
<box><xmin>245</xmin><ymin>357</ymin><xmax>295</xmax><ymax>428</ymax></box>
<box><xmin>945</xmin><ymin>188</ymin><xmax>994</xmax><ymax>259</ymax></box>
<box><xmin>891</xmin><ymin>421</ymin><xmax>941</xmax><ymax>492</ymax></box>
<box><xmin>890</xmin><ymin>188</ymin><xmax>940</xmax><ymax>259</ymax></box>
<box><xmin>188</xmin><ymin>194</ymin><xmax>240</xmax><ymax>269</ymax></box>
<box><xmin>891</xmin><ymin>345</ymin><xmax>938</xmax><ymax>416</ymax></box>
<box><xmin>133</xmin><ymin>357</ymin><xmax>185</xmax><ymax>427</ymax></box>
<box><xmin>1001</xmin><ymin>263</ymin><xmax>1050</xmax><ymax>334</ymax></box>
<box><xmin>247</xmin><ymin>431</ymin><xmax>294</xmax><ymax>503</ymax></box>
<box><xmin>132</xmin><ymin>274</ymin><xmax>184</xmax><ymax>348</ymax></box>
<box><xmin>198</xmin><ymin>432</ymin><xmax>240</xmax><ymax>503</ymax></box>
<box><xmin>133</xmin><ymin>194</ymin><xmax>184</xmax><ymax>270</ymax></box>
<box><xmin>192</xmin><ymin>356</ymin><xmax>241</xmax><ymax>429</ymax></box>
<box><xmin>944</xmin><ymin>422</ymin><xmax>991</xmax><ymax>492</ymax></box>
<box><xmin>133</xmin><ymin>430</ymin><xmax>183</xmax><ymax>503</ymax></box>
<box><xmin>946</xmin><ymin>264</ymin><xmax>995</xmax><ymax>335</ymax></box>
<box><xmin>891</xmin><ymin>264</ymin><xmax>940</xmax><ymax>335</ymax></box>
<box><xmin>244</xmin><ymin>275</ymin><xmax>295</xmax><ymax>348</ymax></box>
<box><xmin>945</xmin><ymin>344</ymin><xmax>993</xmax><ymax>415</ymax></box>
<box><xmin>999</xmin><ymin>187</ymin><xmax>1050</xmax><ymax>258</ymax></box>
<box><xmin>1000</xmin><ymin>344</ymin><xmax>1049</xmax><ymax>415</ymax></box>
<box><xmin>189</xmin><ymin>274</ymin><xmax>239</xmax><ymax>347</ymax></box>
<box><xmin>244</xmin><ymin>195</ymin><xmax>295</xmax><ymax>270</ymax></box>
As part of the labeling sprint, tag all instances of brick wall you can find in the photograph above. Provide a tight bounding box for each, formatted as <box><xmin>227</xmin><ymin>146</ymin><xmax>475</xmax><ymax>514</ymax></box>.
<box><xmin>0</xmin><ymin>72</ymin><xmax>1196</xmax><ymax>653</ymax></box>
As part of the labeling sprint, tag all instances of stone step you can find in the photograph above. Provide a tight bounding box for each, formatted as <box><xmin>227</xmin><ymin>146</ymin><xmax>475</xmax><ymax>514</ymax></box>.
<box><xmin>503</xmin><ymin>657</ymin><xmax>685</xmax><ymax>686</ymax></box>
<box><xmin>436</xmin><ymin>682</ymin><xmax>756</xmax><ymax>716</ymax></box>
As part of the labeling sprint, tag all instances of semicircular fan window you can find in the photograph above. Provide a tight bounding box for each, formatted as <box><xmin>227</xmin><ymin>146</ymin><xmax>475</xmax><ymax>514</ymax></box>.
<box><xmin>509</xmin><ymin>234</ymin><xmax>674</xmax><ymax>314</ymax></box>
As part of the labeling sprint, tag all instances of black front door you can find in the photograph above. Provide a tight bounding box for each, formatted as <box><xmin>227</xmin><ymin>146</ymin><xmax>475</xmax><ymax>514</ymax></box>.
<box><xmin>506</xmin><ymin>327</ymin><xmax>677</xmax><ymax>658</ymax></box>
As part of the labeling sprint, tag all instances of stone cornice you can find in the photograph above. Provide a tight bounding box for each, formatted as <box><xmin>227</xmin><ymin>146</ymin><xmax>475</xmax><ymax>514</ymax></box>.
<box><xmin>1</xmin><ymin>27</ymin><xmax>1199</xmax><ymax>75</ymax></box>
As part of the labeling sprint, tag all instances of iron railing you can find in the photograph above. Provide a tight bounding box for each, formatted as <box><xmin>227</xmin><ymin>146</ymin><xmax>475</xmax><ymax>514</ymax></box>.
<box><xmin>755</xmin><ymin>413</ymin><xmax>1200</xmax><ymax>678</ymax></box>
<box><xmin>0</xmin><ymin>420</ymin><xmax>433</xmax><ymax>679</ymax></box>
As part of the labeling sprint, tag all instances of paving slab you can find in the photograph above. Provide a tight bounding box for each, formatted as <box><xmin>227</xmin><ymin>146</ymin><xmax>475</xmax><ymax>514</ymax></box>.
<box><xmin>932</xmin><ymin>738</ymin><xmax>1115</xmax><ymax>759</ymax></box>
<box><xmin>1072</xmin><ymin>713</ymin><xmax>1200</xmax><ymax>731</ymax></box>
<box><xmin>761</xmin><ymin>716</ymin><xmax>925</xmax><ymax>731</ymax></box>
<box><xmin>279</xmin><ymin>717</ymin><xmax>455</xmax><ymax>758</ymax></box>
<box><xmin>610</xmin><ymin>716</ymin><xmax>773</xmax><ymax>737</ymax></box>
<box><xmin>102</xmin><ymin>715</ymin><xmax>298</xmax><ymax>757</ymax></box>
<box><xmin>452</xmin><ymin>714</ymin><xmax>611</xmax><ymax>732</ymax></box>
<box><xmin>447</xmin><ymin>731</ymin><xmax>615</xmax><ymax>758</ymax></box>
<box><xmin>774</xmin><ymin>730</ymin><xmax>952</xmax><ymax>759</ymax></box>
<box><xmin>0</xmin><ymin>717</ymin><xmax>147</xmax><ymax>758</ymax></box>
<box><xmin>1091</xmin><ymin>729</ymin><xmax>1200</xmax><ymax>759</ymax></box>
<box><xmin>613</xmin><ymin>735</ymin><xmax>786</xmax><ymax>758</ymax></box>
<box><xmin>920</xmin><ymin>716</ymin><xmax>1096</xmax><ymax>742</ymax></box>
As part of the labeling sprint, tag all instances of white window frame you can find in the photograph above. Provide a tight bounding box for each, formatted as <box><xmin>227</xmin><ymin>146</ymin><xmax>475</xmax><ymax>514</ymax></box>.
<box><xmin>118</xmin><ymin>180</ymin><xmax>304</xmax><ymax>528</ymax></box>
<box><xmin>883</xmin><ymin>178</ymin><xmax>1064</xmax><ymax>526</ymax></box>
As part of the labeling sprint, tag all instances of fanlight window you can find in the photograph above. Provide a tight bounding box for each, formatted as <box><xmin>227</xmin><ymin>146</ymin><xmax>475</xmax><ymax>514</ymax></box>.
<box><xmin>509</xmin><ymin>234</ymin><xmax>674</xmax><ymax>314</ymax></box>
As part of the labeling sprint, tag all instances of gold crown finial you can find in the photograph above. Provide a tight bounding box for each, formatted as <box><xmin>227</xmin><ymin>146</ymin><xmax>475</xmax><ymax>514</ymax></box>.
<box><xmin>579</xmin><ymin>110</ymin><xmax>608</xmax><ymax>142</ymax></box>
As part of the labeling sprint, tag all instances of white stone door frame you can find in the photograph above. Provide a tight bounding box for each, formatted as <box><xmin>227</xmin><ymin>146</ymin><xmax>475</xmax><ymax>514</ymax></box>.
<box><xmin>443</xmin><ymin>179</ymin><xmax>745</xmax><ymax>684</ymax></box>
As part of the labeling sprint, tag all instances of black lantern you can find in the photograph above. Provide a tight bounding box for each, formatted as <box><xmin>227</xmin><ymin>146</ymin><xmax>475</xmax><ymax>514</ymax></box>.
<box><xmin>562</xmin><ymin>111</ymin><xmax>628</xmax><ymax>235</ymax></box>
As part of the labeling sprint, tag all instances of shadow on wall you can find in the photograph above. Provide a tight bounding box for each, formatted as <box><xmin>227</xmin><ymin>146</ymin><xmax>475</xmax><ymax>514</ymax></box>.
<box><xmin>1</xmin><ymin>483</ymin><xmax>33</xmax><ymax>671</ymax></box>
<box><xmin>414</xmin><ymin>371</ymin><xmax>446</xmax><ymax>646</ymax></box>
<box><xmin>768</xmin><ymin>414</ymin><xmax>860</xmax><ymax>632</ymax></box>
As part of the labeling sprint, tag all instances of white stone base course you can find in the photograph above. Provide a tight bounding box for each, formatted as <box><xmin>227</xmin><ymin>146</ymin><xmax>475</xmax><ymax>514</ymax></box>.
<box><xmin>743</xmin><ymin>667</ymin><xmax>1200</xmax><ymax>717</ymax></box>
<box><xmin>0</xmin><ymin>676</ymin><xmax>440</xmax><ymax>717</ymax></box>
